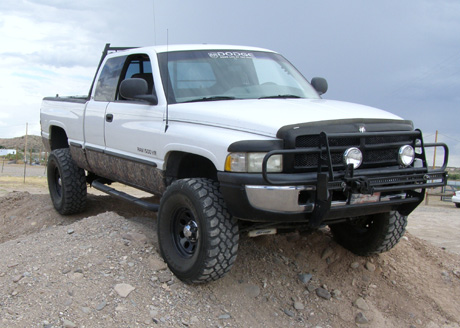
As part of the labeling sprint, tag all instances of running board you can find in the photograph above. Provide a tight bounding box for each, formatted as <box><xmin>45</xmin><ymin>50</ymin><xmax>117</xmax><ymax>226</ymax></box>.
<box><xmin>91</xmin><ymin>179</ymin><xmax>160</xmax><ymax>212</ymax></box>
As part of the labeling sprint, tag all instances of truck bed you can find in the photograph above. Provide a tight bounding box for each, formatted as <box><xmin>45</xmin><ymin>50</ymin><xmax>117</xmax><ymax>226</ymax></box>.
<box><xmin>40</xmin><ymin>96</ymin><xmax>89</xmax><ymax>149</ymax></box>
<box><xmin>43</xmin><ymin>96</ymin><xmax>88</xmax><ymax>104</ymax></box>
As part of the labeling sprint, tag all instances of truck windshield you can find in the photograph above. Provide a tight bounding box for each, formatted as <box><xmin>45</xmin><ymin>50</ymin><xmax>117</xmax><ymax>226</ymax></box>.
<box><xmin>158</xmin><ymin>50</ymin><xmax>320</xmax><ymax>104</ymax></box>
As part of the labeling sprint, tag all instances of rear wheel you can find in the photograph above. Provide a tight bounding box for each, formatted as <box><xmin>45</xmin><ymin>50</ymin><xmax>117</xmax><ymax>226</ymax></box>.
<box><xmin>47</xmin><ymin>148</ymin><xmax>87</xmax><ymax>215</ymax></box>
<box><xmin>158</xmin><ymin>178</ymin><xmax>239</xmax><ymax>284</ymax></box>
<box><xmin>329</xmin><ymin>211</ymin><xmax>407</xmax><ymax>256</ymax></box>
<box><xmin>455</xmin><ymin>203</ymin><xmax>460</xmax><ymax>208</ymax></box>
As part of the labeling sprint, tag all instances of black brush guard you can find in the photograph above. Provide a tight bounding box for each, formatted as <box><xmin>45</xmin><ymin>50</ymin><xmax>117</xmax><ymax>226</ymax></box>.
<box><xmin>261</xmin><ymin>129</ymin><xmax>448</xmax><ymax>227</ymax></box>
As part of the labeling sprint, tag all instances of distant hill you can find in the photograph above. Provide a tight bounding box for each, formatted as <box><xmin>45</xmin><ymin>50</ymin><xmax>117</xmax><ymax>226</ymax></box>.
<box><xmin>0</xmin><ymin>135</ymin><xmax>44</xmax><ymax>152</ymax></box>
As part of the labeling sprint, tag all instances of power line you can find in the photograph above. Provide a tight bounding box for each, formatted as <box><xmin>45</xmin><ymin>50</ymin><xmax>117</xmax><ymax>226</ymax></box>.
<box><xmin>438</xmin><ymin>133</ymin><xmax>460</xmax><ymax>143</ymax></box>
<box><xmin>378</xmin><ymin>51</ymin><xmax>460</xmax><ymax>107</ymax></box>
<box><xmin>2</xmin><ymin>123</ymin><xmax>40</xmax><ymax>128</ymax></box>
<box><xmin>424</xmin><ymin>132</ymin><xmax>460</xmax><ymax>143</ymax></box>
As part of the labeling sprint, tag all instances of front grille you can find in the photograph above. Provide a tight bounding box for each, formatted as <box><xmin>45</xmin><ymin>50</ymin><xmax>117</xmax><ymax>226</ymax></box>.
<box><xmin>293</xmin><ymin>134</ymin><xmax>414</xmax><ymax>171</ymax></box>
<box><xmin>364</xmin><ymin>149</ymin><xmax>395</xmax><ymax>163</ymax></box>
<box><xmin>366</xmin><ymin>135</ymin><xmax>409</xmax><ymax>145</ymax></box>
<box><xmin>296</xmin><ymin>135</ymin><xmax>320</xmax><ymax>148</ymax></box>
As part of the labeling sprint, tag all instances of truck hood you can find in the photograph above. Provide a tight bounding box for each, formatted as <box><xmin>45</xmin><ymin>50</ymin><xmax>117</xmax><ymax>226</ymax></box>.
<box><xmin>169</xmin><ymin>99</ymin><xmax>403</xmax><ymax>137</ymax></box>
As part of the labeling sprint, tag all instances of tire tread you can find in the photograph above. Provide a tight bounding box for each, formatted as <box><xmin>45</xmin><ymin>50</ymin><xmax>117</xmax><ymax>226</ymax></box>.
<box><xmin>158</xmin><ymin>178</ymin><xmax>239</xmax><ymax>284</ymax></box>
<box><xmin>330</xmin><ymin>211</ymin><xmax>407</xmax><ymax>256</ymax></box>
<box><xmin>47</xmin><ymin>148</ymin><xmax>87</xmax><ymax>215</ymax></box>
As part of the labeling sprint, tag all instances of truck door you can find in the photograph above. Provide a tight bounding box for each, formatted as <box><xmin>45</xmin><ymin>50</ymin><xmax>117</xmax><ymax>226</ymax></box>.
<box><xmin>103</xmin><ymin>54</ymin><xmax>165</xmax><ymax>191</ymax></box>
<box><xmin>84</xmin><ymin>55</ymin><xmax>126</xmax><ymax>153</ymax></box>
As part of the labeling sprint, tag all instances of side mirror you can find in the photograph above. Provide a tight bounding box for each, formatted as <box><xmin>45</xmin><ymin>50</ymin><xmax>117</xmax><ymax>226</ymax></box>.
<box><xmin>120</xmin><ymin>78</ymin><xmax>158</xmax><ymax>105</ymax></box>
<box><xmin>311</xmin><ymin>77</ymin><xmax>328</xmax><ymax>96</ymax></box>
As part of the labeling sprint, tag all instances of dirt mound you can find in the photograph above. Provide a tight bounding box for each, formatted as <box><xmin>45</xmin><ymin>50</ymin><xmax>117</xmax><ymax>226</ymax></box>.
<box><xmin>0</xmin><ymin>191</ymin><xmax>157</xmax><ymax>244</ymax></box>
<box><xmin>1</xmin><ymin>191</ymin><xmax>460</xmax><ymax>328</ymax></box>
<box><xmin>0</xmin><ymin>135</ymin><xmax>43</xmax><ymax>152</ymax></box>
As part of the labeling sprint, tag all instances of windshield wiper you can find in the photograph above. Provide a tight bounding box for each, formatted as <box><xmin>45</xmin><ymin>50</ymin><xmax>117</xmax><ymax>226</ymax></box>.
<box><xmin>184</xmin><ymin>96</ymin><xmax>236</xmax><ymax>103</ymax></box>
<box><xmin>259</xmin><ymin>94</ymin><xmax>302</xmax><ymax>99</ymax></box>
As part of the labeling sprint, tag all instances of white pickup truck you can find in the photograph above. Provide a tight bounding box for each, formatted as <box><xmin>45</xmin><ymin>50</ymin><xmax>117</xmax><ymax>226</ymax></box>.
<box><xmin>41</xmin><ymin>44</ymin><xmax>448</xmax><ymax>283</ymax></box>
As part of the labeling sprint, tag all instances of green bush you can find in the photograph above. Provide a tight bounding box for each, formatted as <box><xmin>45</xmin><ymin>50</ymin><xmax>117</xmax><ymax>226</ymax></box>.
<box><xmin>448</xmin><ymin>173</ymin><xmax>460</xmax><ymax>181</ymax></box>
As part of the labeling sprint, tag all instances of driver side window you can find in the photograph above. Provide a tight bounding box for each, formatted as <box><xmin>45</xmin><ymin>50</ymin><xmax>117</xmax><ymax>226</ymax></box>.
<box><xmin>117</xmin><ymin>54</ymin><xmax>156</xmax><ymax>100</ymax></box>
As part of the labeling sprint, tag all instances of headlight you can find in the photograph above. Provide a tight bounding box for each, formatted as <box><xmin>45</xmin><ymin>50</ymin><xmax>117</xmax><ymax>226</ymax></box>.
<box><xmin>224</xmin><ymin>153</ymin><xmax>245</xmax><ymax>172</ymax></box>
<box><xmin>225</xmin><ymin>152</ymin><xmax>282</xmax><ymax>172</ymax></box>
<box><xmin>398</xmin><ymin>145</ymin><xmax>415</xmax><ymax>166</ymax></box>
<box><xmin>343</xmin><ymin>147</ymin><xmax>363</xmax><ymax>169</ymax></box>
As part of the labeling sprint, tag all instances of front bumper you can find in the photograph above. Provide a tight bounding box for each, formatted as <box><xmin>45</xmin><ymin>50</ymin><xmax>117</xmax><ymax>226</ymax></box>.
<box><xmin>244</xmin><ymin>185</ymin><xmax>410</xmax><ymax>214</ymax></box>
<box><xmin>218</xmin><ymin>130</ymin><xmax>448</xmax><ymax>225</ymax></box>
<box><xmin>245</xmin><ymin>185</ymin><xmax>315</xmax><ymax>213</ymax></box>
<box><xmin>218</xmin><ymin>169</ymin><xmax>445</xmax><ymax>224</ymax></box>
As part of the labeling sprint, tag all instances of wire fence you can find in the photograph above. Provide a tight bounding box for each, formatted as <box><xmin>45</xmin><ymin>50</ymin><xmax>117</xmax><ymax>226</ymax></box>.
<box><xmin>0</xmin><ymin>160</ymin><xmax>47</xmax><ymax>179</ymax></box>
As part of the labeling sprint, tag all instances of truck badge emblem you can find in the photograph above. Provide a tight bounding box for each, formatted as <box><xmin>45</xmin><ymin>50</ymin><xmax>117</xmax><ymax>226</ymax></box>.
<box><xmin>359</xmin><ymin>126</ymin><xmax>366</xmax><ymax>133</ymax></box>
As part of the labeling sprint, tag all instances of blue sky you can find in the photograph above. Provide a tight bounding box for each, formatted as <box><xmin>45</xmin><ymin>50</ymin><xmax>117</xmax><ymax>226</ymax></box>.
<box><xmin>0</xmin><ymin>0</ymin><xmax>459</xmax><ymax>166</ymax></box>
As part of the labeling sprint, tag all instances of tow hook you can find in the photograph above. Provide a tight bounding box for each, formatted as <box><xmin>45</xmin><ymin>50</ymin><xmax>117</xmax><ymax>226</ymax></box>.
<box><xmin>344</xmin><ymin>177</ymin><xmax>374</xmax><ymax>195</ymax></box>
<box><xmin>352</xmin><ymin>178</ymin><xmax>373</xmax><ymax>194</ymax></box>
<box><xmin>344</xmin><ymin>164</ymin><xmax>372</xmax><ymax>194</ymax></box>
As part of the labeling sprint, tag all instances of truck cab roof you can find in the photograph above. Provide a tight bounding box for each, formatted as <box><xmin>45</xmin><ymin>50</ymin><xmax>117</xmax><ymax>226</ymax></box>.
<box><xmin>107</xmin><ymin>44</ymin><xmax>276</xmax><ymax>56</ymax></box>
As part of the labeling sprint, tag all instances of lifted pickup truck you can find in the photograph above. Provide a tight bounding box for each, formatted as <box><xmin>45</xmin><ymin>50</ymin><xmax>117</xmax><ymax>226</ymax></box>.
<box><xmin>41</xmin><ymin>44</ymin><xmax>448</xmax><ymax>283</ymax></box>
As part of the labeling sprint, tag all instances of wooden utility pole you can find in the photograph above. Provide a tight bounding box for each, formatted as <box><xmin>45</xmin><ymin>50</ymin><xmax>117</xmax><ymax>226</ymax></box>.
<box><xmin>23</xmin><ymin>123</ymin><xmax>28</xmax><ymax>183</ymax></box>
<box><xmin>432</xmin><ymin>130</ymin><xmax>438</xmax><ymax>169</ymax></box>
<box><xmin>426</xmin><ymin>130</ymin><xmax>440</xmax><ymax>205</ymax></box>
<box><xmin>43</xmin><ymin>151</ymin><xmax>48</xmax><ymax>174</ymax></box>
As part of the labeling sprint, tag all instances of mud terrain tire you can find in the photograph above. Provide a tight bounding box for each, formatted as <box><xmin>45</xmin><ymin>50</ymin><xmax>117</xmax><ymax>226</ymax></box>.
<box><xmin>330</xmin><ymin>211</ymin><xmax>407</xmax><ymax>256</ymax></box>
<box><xmin>158</xmin><ymin>178</ymin><xmax>239</xmax><ymax>284</ymax></box>
<box><xmin>47</xmin><ymin>148</ymin><xmax>87</xmax><ymax>215</ymax></box>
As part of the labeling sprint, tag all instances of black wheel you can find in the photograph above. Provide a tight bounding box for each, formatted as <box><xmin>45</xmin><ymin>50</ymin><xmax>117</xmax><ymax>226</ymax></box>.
<box><xmin>47</xmin><ymin>148</ymin><xmax>87</xmax><ymax>215</ymax></box>
<box><xmin>455</xmin><ymin>203</ymin><xmax>460</xmax><ymax>208</ymax></box>
<box><xmin>329</xmin><ymin>211</ymin><xmax>407</xmax><ymax>256</ymax></box>
<box><xmin>158</xmin><ymin>178</ymin><xmax>239</xmax><ymax>284</ymax></box>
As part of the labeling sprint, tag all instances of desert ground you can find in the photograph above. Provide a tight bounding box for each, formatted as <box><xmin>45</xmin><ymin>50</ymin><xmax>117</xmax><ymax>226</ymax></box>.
<box><xmin>1</xmin><ymin>164</ymin><xmax>459</xmax><ymax>328</ymax></box>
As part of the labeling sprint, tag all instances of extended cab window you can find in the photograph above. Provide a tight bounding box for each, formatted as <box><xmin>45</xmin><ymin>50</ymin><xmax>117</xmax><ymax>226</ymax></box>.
<box><xmin>117</xmin><ymin>54</ymin><xmax>156</xmax><ymax>100</ymax></box>
<box><xmin>94</xmin><ymin>56</ymin><xmax>126</xmax><ymax>102</ymax></box>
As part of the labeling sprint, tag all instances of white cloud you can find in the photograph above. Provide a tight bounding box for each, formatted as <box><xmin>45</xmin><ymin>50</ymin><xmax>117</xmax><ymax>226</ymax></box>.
<box><xmin>0</xmin><ymin>1</ymin><xmax>103</xmax><ymax>138</ymax></box>
<box><xmin>0</xmin><ymin>0</ymin><xmax>459</xmax><ymax>167</ymax></box>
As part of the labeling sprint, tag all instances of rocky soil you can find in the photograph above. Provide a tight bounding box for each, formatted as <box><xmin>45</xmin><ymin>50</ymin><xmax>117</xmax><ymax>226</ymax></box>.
<box><xmin>1</xmin><ymin>165</ymin><xmax>460</xmax><ymax>328</ymax></box>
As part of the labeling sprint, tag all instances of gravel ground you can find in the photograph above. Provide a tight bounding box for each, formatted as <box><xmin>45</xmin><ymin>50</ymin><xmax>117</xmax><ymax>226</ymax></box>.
<box><xmin>1</xmin><ymin>164</ymin><xmax>460</xmax><ymax>328</ymax></box>
<box><xmin>408</xmin><ymin>200</ymin><xmax>460</xmax><ymax>255</ymax></box>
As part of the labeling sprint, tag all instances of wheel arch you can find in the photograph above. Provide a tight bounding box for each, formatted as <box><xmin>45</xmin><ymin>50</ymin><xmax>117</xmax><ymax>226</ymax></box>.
<box><xmin>164</xmin><ymin>151</ymin><xmax>218</xmax><ymax>183</ymax></box>
<box><xmin>49</xmin><ymin>125</ymin><xmax>69</xmax><ymax>150</ymax></box>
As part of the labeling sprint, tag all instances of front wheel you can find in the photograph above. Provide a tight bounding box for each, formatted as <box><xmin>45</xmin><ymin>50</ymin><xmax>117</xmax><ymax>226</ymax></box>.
<box><xmin>329</xmin><ymin>211</ymin><xmax>407</xmax><ymax>256</ymax></box>
<box><xmin>455</xmin><ymin>203</ymin><xmax>460</xmax><ymax>208</ymax></box>
<box><xmin>47</xmin><ymin>148</ymin><xmax>87</xmax><ymax>215</ymax></box>
<box><xmin>157</xmin><ymin>178</ymin><xmax>239</xmax><ymax>284</ymax></box>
